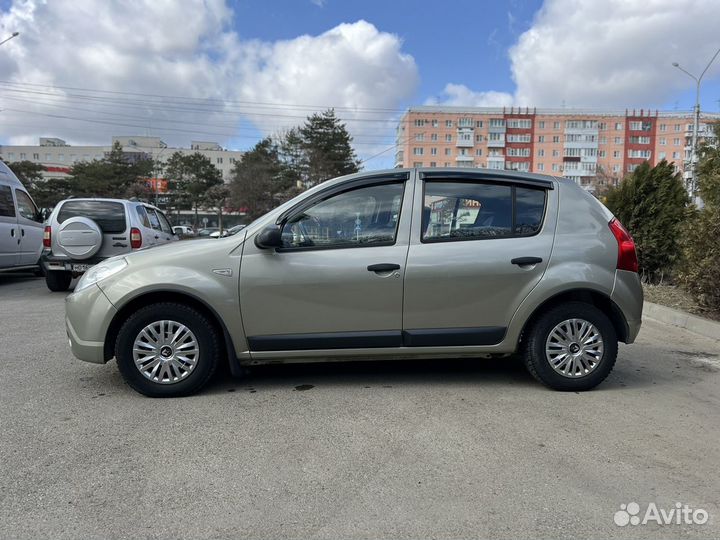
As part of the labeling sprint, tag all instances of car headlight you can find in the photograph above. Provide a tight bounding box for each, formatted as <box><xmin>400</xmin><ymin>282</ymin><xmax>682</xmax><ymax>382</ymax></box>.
<box><xmin>75</xmin><ymin>258</ymin><xmax>128</xmax><ymax>292</ymax></box>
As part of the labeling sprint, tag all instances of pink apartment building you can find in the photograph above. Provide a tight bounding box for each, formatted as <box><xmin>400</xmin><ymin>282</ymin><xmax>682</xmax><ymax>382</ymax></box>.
<box><xmin>396</xmin><ymin>106</ymin><xmax>719</xmax><ymax>191</ymax></box>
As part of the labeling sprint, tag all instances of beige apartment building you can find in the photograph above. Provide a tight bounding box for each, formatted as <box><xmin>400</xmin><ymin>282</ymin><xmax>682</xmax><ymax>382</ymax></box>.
<box><xmin>396</xmin><ymin>106</ymin><xmax>719</xmax><ymax>191</ymax></box>
<box><xmin>0</xmin><ymin>136</ymin><xmax>244</xmax><ymax>181</ymax></box>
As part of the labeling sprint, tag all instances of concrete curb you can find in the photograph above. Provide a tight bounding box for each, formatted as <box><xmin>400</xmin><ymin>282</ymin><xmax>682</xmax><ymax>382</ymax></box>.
<box><xmin>643</xmin><ymin>301</ymin><xmax>720</xmax><ymax>341</ymax></box>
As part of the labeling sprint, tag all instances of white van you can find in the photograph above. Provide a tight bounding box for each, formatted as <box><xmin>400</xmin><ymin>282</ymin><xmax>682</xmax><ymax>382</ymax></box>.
<box><xmin>0</xmin><ymin>161</ymin><xmax>44</xmax><ymax>275</ymax></box>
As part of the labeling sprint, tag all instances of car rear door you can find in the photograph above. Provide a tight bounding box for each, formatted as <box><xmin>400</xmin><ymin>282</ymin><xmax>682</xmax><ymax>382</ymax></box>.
<box><xmin>402</xmin><ymin>172</ymin><xmax>557</xmax><ymax>346</ymax></box>
<box><xmin>0</xmin><ymin>183</ymin><xmax>19</xmax><ymax>268</ymax></box>
<box><xmin>13</xmin><ymin>188</ymin><xmax>44</xmax><ymax>265</ymax></box>
<box><xmin>239</xmin><ymin>173</ymin><xmax>413</xmax><ymax>353</ymax></box>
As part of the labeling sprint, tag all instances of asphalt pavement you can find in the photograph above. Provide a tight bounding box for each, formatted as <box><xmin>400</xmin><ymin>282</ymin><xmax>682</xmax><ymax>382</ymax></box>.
<box><xmin>1</xmin><ymin>275</ymin><xmax>719</xmax><ymax>539</ymax></box>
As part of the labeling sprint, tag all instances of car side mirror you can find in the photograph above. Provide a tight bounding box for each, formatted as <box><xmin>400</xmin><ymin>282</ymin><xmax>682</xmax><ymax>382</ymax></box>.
<box><xmin>254</xmin><ymin>225</ymin><xmax>283</xmax><ymax>249</ymax></box>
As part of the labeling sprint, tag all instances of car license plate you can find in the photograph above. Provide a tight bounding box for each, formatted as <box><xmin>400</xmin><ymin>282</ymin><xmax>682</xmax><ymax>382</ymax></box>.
<box><xmin>66</xmin><ymin>263</ymin><xmax>92</xmax><ymax>272</ymax></box>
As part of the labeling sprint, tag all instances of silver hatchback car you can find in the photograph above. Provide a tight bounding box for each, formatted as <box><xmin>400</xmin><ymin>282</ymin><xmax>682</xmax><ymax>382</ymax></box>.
<box><xmin>65</xmin><ymin>168</ymin><xmax>643</xmax><ymax>397</ymax></box>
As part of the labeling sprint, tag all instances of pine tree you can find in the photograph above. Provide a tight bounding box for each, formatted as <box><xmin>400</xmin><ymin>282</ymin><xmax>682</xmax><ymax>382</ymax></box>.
<box><xmin>165</xmin><ymin>151</ymin><xmax>223</xmax><ymax>227</ymax></box>
<box><xmin>605</xmin><ymin>159</ymin><xmax>689</xmax><ymax>281</ymax></box>
<box><xmin>298</xmin><ymin>109</ymin><xmax>360</xmax><ymax>187</ymax></box>
<box><xmin>229</xmin><ymin>138</ymin><xmax>287</xmax><ymax>220</ymax></box>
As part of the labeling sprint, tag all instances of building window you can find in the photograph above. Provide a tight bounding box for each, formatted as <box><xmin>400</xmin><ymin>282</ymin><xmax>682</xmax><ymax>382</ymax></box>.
<box><xmin>538</xmin><ymin>135</ymin><xmax>545</xmax><ymax>143</ymax></box>
<box><xmin>430</xmin><ymin>161</ymin><xmax>436</xmax><ymax>167</ymax></box>
<box><xmin>613</xmin><ymin>164</ymin><xmax>620</xmax><ymax>173</ymax></box>
<box><xmin>431</xmin><ymin>119</ymin><xmax>438</xmax><ymax>127</ymax></box>
<box><xmin>672</xmin><ymin>151</ymin><xmax>680</xmax><ymax>159</ymax></box>
<box><xmin>475</xmin><ymin>148</ymin><xmax>482</xmax><ymax>156</ymax></box>
<box><xmin>446</xmin><ymin>120</ymin><xmax>453</xmax><ymax>128</ymax></box>
<box><xmin>552</xmin><ymin>136</ymin><xmax>560</xmax><ymax>143</ymax></box>
<box><xmin>413</xmin><ymin>161</ymin><xmax>423</xmax><ymax>167</ymax></box>
<box><xmin>458</xmin><ymin>118</ymin><xmax>473</xmax><ymax>128</ymax></box>
<box><xmin>553</xmin><ymin>122</ymin><xmax>560</xmax><ymax>129</ymax></box>
<box><xmin>552</xmin><ymin>163</ymin><xmax>559</xmax><ymax>172</ymax></box>
<box><xmin>445</xmin><ymin>134</ymin><xmax>452</xmax><ymax>142</ymax></box>
<box><xmin>431</xmin><ymin>148</ymin><xmax>437</xmax><ymax>156</ymax></box>
<box><xmin>599</xmin><ymin>136</ymin><xmax>607</xmax><ymax>144</ymax></box>
<box><xmin>673</xmin><ymin>138</ymin><xmax>680</xmax><ymax>145</ymax></box>
<box><xmin>659</xmin><ymin>124</ymin><xmax>667</xmax><ymax>132</ymax></box>
<box><xmin>599</xmin><ymin>150</ymin><xmax>606</xmax><ymax>157</ymax></box>
<box><xmin>475</xmin><ymin>135</ymin><xmax>483</xmax><ymax>142</ymax></box>
<box><xmin>614</xmin><ymin>137</ymin><xmax>622</xmax><ymax>144</ymax></box>
<box><xmin>552</xmin><ymin>149</ymin><xmax>560</xmax><ymax>157</ymax></box>
<box><xmin>628</xmin><ymin>164</ymin><xmax>638</xmax><ymax>172</ymax></box>
<box><xmin>414</xmin><ymin>119</ymin><xmax>425</xmax><ymax>127</ymax></box>
<box><xmin>507</xmin><ymin>119</ymin><xmax>532</xmax><ymax>129</ymax></box>
<box><xmin>444</xmin><ymin>162</ymin><xmax>451</xmax><ymax>167</ymax></box>
<box><xmin>489</xmin><ymin>118</ymin><xmax>505</xmax><ymax>127</ymax></box>
<box><xmin>659</xmin><ymin>137</ymin><xmax>666</xmax><ymax>145</ymax></box>
<box><xmin>32</xmin><ymin>153</ymin><xmax>39</xmax><ymax>160</ymax></box>
<box><xmin>415</xmin><ymin>133</ymin><xmax>424</xmax><ymax>141</ymax></box>
<box><xmin>475</xmin><ymin>121</ymin><xmax>483</xmax><ymax>128</ymax></box>
<box><xmin>538</xmin><ymin>149</ymin><xmax>545</xmax><ymax>157</ymax></box>
<box><xmin>217</xmin><ymin>157</ymin><xmax>223</xmax><ymax>164</ymax></box>
<box><xmin>599</xmin><ymin>122</ymin><xmax>607</xmax><ymax>130</ymax></box>
<box><xmin>20</xmin><ymin>153</ymin><xmax>26</xmax><ymax>160</ymax></box>
<box><xmin>506</xmin><ymin>134</ymin><xmax>531</xmax><ymax>143</ymax></box>
<box><xmin>615</xmin><ymin>123</ymin><xmax>623</xmax><ymax>130</ymax></box>
<box><xmin>445</xmin><ymin>148</ymin><xmax>452</xmax><ymax>156</ymax></box>
<box><xmin>431</xmin><ymin>133</ymin><xmax>438</xmax><ymax>141</ymax></box>
<box><xmin>538</xmin><ymin>121</ymin><xmax>545</xmax><ymax>129</ymax></box>
<box><xmin>413</xmin><ymin>148</ymin><xmax>424</xmax><ymax>156</ymax></box>
<box><xmin>537</xmin><ymin>163</ymin><xmax>544</xmax><ymax>171</ymax></box>
<box><xmin>674</xmin><ymin>124</ymin><xmax>682</xmax><ymax>132</ymax></box>
<box><xmin>659</xmin><ymin>151</ymin><xmax>666</xmax><ymax>159</ymax></box>
<box><xmin>629</xmin><ymin>136</ymin><xmax>650</xmax><ymax>144</ymax></box>
<box><xmin>45</xmin><ymin>153</ymin><xmax>51</xmax><ymax>161</ymax></box>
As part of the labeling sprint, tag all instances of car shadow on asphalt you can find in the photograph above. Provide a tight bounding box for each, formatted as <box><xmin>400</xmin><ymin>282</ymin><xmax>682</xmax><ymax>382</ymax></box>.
<box><xmin>202</xmin><ymin>355</ymin><xmax>543</xmax><ymax>396</ymax></box>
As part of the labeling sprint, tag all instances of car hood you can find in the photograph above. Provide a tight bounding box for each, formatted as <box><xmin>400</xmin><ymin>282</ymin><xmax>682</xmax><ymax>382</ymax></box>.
<box><xmin>124</xmin><ymin>233</ymin><xmax>246</xmax><ymax>266</ymax></box>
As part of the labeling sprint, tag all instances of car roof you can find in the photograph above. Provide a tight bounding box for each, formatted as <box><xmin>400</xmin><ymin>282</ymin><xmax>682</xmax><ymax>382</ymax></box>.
<box><xmin>319</xmin><ymin>167</ymin><xmax>559</xmax><ymax>191</ymax></box>
<box><xmin>57</xmin><ymin>198</ymin><xmax>163</xmax><ymax>210</ymax></box>
<box><xmin>0</xmin><ymin>161</ymin><xmax>25</xmax><ymax>187</ymax></box>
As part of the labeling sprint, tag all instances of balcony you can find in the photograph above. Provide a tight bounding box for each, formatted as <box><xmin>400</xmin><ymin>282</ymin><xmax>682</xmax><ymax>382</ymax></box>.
<box><xmin>487</xmin><ymin>137</ymin><xmax>505</xmax><ymax>148</ymax></box>
<box><xmin>455</xmin><ymin>155</ymin><xmax>474</xmax><ymax>164</ymax></box>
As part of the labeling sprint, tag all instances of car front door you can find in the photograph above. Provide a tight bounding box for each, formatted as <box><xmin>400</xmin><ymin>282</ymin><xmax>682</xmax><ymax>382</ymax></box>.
<box><xmin>402</xmin><ymin>173</ymin><xmax>556</xmax><ymax>346</ymax></box>
<box><xmin>14</xmin><ymin>188</ymin><xmax>44</xmax><ymax>265</ymax></box>
<box><xmin>0</xmin><ymin>184</ymin><xmax>19</xmax><ymax>268</ymax></box>
<box><xmin>239</xmin><ymin>174</ymin><xmax>413</xmax><ymax>353</ymax></box>
<box><xmin>155</xmin><ymin>210</ymin><xmax>176</xmax><ymax>243</ymax></box>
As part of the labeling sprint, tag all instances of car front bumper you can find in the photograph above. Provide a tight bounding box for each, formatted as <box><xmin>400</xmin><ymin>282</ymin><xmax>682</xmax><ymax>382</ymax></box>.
<box><xmin>65</xmin><ymin>283</ymin><xmax>117</xmax><ymax>364</ymax></box>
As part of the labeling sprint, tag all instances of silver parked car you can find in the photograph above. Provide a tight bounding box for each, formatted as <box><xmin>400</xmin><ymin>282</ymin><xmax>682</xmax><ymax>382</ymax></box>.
<box><xmin>0</xmin><ymin>161</ymin><xmax>45</xmax><ymax>275</ymax></box>
<box><xmin>65</xmin><ymin>168</ymin><xmax>643</xmax><ymax>397</ymax></box>
<box><xmin>44</xmin><ymin>198</ymin><xmax>178</xmax><ymax>291</ymax></box>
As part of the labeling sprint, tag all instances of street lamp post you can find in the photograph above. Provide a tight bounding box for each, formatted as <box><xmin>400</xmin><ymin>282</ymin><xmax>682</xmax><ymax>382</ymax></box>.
<box><xmin>672</xmin><ymin>45</ymin><xmax>720</xmax><ymax>204</ymax></box>
<box><xmin>0</xmin><ymin>31</ymin><xmax>19</xmax><ymax>46</ymax></box>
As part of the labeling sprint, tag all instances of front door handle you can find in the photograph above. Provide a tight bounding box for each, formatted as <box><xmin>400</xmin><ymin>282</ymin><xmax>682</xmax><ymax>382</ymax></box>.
<box><xmin>511</xmin><ymin>257</ymin><xmax>543</xmax><ymax>266</ymax></box>
<box><xmin>367</xmin><ymin>263</ymin><xmax>401</xmax><ymax>272</ymax></box>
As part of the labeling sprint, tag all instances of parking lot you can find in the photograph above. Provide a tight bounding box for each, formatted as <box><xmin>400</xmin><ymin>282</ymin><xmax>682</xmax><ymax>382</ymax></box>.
<box><xmin>1</xmin><ymin>274</ymin><xmax>719</xmax><ymax>539</ymax></box>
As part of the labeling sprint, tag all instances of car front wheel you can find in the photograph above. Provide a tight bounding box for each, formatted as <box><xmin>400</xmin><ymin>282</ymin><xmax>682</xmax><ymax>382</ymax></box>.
<box><xmin>522</xmin><ymin>301</ymin><xmax>618</xmax><ymax>391</ymax></box>
<box><xmin>115</xmin><ymin>302</ymin><xmax>220</xmax><ymax>397</ymax></box>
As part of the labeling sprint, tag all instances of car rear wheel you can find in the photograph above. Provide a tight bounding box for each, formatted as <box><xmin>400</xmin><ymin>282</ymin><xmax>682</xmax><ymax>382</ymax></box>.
<box><xmin>522</xmin><ymin>301</ymin><xmax>617</xmax><ymax>391</ymax></box>
<box><xmin>45</xmin><ymin>270</ymin><xmax>72</xmax><ymax>292</ymax></box>
<box><xmin>115</xmin><ymin>303</ymin><xmax>220</xmax><ymax>397</ymax></box>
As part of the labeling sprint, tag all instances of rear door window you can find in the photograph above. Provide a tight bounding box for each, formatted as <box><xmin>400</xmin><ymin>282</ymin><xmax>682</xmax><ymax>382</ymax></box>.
<box><xmin>0</xmin><ymin>185</ymin><xmax>15</xmax><ymax>217</ymax></box>
<box><xmin>57</xmin><ymin>201</ymin><xmax>127</xmax><ymax>234</ymax></box>
<box><xmin>146</xmin><ymin>208</ymin><xmax>162</xmax><ymax>230</ymax></box>
<box><xmin>135</xmin><ymin>205</ymin><xmax>151</xmax><ymax>228</ymax></box>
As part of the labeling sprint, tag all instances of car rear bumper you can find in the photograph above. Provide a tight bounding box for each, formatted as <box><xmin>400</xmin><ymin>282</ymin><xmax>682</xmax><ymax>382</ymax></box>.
<box><xmin>43</xmin><ymin>253</ymin><xmax>108</xmax><ymax>274</ymax></box>
<box><xmin>65</xmin><ymin>283</ymin><xmax>117</xmax><ymax>364</ymax></box>
<box><xmin>612</xmin><ymin>269</ymin><xmax>644</xmax><ymax>344</ymax></box>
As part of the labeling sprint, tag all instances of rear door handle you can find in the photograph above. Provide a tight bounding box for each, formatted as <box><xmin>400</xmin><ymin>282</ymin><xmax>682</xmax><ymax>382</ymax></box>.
<box><xmin>367</xmin><ymin>263</ymin><xmax>400</xmax><ymax>272</ymax></box>
<box><xmin>511</xmin><ymin>257</ymin><xmax>543</xmax><ymax>266</ymax></box>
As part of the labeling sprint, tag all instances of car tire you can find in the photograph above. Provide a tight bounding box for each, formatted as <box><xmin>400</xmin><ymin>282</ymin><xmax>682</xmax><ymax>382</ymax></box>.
<box><xmin>45</xmin><ymin>270</ymin><xmax>72</xmax><ymax>292</ymax></box>
<box><xmin>115</xmin><ymin>302</ymin><xmax>220</xmax><ymax>398</ymax></box>
<box><xmin>522</xmin><ymin>301</ymin><xmax>617</xmax><ymax>391</ymax></box>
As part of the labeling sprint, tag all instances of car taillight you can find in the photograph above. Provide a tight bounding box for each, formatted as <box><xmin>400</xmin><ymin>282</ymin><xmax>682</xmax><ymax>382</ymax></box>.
<box><xmin>130</xmin><ymin>227</ymin><xmax>142</xmax><ymax>249</ymax></box>
<box><xmin>609</xmin><ymin>218</ymin><xmax>638</xmax><ymax>273</ymax></box>
<box><xmin>43</xmin><ymin>226</ymin><xmax>51</xmax><ymax>248</ymax></box>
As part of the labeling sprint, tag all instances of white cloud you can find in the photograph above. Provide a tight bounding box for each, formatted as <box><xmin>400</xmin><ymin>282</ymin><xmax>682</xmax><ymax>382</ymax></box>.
<box><xmin>432</xmin><ymin>0</ymin><xmax>720</xmax><ymax>109</ymax></box>
<box><xmin>311</xmin><ymin>0</ymin><xmax>326</xmax><ymax>7</ymax></box>
<box><xmin>0</xmin><ymin>1</ymin><xmax>418</xmax><ymax>159</ymax></box>
<box><xmin>426</xmin><ymin>84</ymin><xmax>513</xmax><ymax>107</ymax></box>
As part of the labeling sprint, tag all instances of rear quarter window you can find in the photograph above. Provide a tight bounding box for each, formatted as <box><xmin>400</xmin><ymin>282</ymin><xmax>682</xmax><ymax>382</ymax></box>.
<box><xmin>57</xmin><ymin>201</ymin><xmax>127</xmax><ymax>234</ymax></box>
<box><xmin>0</xmin><ymin>185</ymin><xmax>15</xmax><ymax>217</ymax></box>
